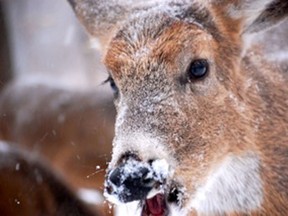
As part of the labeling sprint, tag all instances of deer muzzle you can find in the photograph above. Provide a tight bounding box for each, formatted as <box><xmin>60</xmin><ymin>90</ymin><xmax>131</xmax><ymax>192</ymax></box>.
<box><xmin>104</xmin><ymin>154</ymin><xmax>169</xmax><ymax>204</ymax></box>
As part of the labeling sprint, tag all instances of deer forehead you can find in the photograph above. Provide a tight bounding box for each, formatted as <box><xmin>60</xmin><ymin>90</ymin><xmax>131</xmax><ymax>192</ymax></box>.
<box><xmin>104</xmin><ymin>10</ymin><xmax>217</xmax><ymax>81</ymax></box>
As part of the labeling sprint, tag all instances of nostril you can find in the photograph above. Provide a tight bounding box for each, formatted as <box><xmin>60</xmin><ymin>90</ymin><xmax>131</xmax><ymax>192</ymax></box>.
<box><xmin>108</xmin><ymin>167</ymin><xmax>122</xmax><ymax>187</ymax></box>
<box><xmin>106</xmin><ymin>162</ymin><xmax>160</xmax><ymax>202</ymax></box>
<box><xmin>139</xmin><ymin>167</ymin><xmax>150</xmax><ymax>176</ymax></box>
<box><xmin>141</xmin><ymin>176</ymin><xmax>155</xmax><ymax>187</ymax></box>
<box><xmin>139</xmin><ymin>167</ymin><xmax>155</xmax><ymax>187</ymax></box>
<box><xmin>147</xmin><ymin>159</ymin><xmax>154</xmax><ymax>165</ymax></box>
<box><xmin>105</xmin><ymin>185</ymin><xmax>113</xmax><ymax>194</ymax></box>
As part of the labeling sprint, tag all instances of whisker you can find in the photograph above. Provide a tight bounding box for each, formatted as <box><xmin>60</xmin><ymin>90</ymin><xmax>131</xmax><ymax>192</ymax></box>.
<box><xmin>86</xmin><ymin>169</ymin><xmax>105</xmax><ymax>179</ymax></box>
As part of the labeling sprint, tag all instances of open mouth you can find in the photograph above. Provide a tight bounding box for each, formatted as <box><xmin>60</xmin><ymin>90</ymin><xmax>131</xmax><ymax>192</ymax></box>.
<box><xmin>105</xmin><ymin>158</ymin><xmax>182</xmax><ymax>215</ymax></box>
<box><xmin>141</xmin><ymin>193</ymin><xmax>167</xmax><ymax>216</ymax></box>
<box><xmin>105</xmin><ymin>177</ymin><xmax>182</xmax><ymax>216</ymax></box>
<box><xmin>141</xmin><ymin>185</ymin><xmax>181</xmax><ymax>216</ymax></box>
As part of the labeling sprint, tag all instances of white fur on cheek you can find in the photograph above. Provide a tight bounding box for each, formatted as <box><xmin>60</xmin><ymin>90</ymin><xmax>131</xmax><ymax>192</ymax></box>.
<box><xmin>169</xmin><ymin>204</ymin><xmax>189</xmax><ymax>216</ymax></box>
<box><xmin>114</xmin><ymin>201</ymin><xmax>141</xmax><ymax>216</ymax></box>
<box><xmin>190</xmin><ymin>153</ymin><xmax>263</xmax><ymax>214</ymax></box>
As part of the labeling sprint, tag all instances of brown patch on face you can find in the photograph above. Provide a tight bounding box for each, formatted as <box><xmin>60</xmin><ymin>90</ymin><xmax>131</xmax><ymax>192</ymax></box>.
<box><xmin>151</xmin><ymin>22</ymin><xmax>211</xmax><ymax>65</ymax></box>
<box><xmin>104</xmin><ymin>14</ymin><xmax>176</xmax><ymax>78</ymax></box>
<box><xmin>105</xmin><ymin>19</ymin><xmax>218</xmax><ymax>81</ymax></box>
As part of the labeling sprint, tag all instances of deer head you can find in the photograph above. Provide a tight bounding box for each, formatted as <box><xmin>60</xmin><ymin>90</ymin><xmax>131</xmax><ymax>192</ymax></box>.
<box><xmin>68</xmin><ymin>0</ymin><xmax>288</xmax><ymax>215</ymax></box>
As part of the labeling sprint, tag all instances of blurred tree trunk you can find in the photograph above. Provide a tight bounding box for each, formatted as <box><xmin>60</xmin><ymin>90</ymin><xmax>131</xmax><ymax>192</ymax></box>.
<box><xmin>2</xmin><ymin>0</ymin><xmax>108</xmax><ymax>91</ymax></box>
<box><xmin>0</xmin><ymin>1</ymin><xmax>12</xmax><ymax>91</ymax></box>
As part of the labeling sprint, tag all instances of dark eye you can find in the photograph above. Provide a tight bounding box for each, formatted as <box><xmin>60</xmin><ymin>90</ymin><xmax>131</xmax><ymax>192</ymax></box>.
<box><xmin>104</xmin><ymin>76</ymin><xmax>118</xmax><ymax>95</ymax></box>
<box><xmin>187</xmin><ymin>59</ymin><xmax>209</xmax><ymax>81</ymax></box>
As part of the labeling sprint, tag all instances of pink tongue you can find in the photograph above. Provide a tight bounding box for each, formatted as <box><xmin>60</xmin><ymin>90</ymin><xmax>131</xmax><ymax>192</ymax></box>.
<box><xmin>142</xmin><ymin>194</ymin><xmax>166</xmax><ymax>216</ymax></box>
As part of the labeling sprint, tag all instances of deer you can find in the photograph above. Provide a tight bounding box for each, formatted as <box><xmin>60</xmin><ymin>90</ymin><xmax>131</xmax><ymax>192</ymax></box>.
<box><xmin>0</xmin><ymin>81</ymin><xmax>115</xmax><ymax>214</ymax></box>
<box><xmin>68</xmin><ymin>0</ymin><xmax>288</xmax><ymax>215</ymax></box>
<box><xmin>0</xmin><ymin>140</ymin><xmax>101</xmax><ymax>216</ymax></box>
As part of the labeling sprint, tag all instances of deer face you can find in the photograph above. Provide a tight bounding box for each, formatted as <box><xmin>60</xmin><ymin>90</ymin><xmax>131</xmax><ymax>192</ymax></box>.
<box><xmin>103</xmin><ymin>6</ymin><xmax>255</xmax><ymax>215</ymax></box>
<box><xmin>68</xmin><ymin>0</ymin><xmax>288</xmax><ymax>215</ymax></box>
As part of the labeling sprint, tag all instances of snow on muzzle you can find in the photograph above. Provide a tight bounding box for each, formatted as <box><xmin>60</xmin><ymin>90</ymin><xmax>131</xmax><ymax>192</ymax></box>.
<box><xmin>104</xmin><ymin>155</ymin><xmax>169</xmax><ymax>205</ymax></box>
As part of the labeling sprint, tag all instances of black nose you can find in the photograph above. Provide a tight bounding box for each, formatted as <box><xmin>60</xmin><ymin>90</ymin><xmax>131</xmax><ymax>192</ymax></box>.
<box><xmin>106</xmin><ymin>161</ymin><xmax>155</xmax><ymax>203</ymax></box>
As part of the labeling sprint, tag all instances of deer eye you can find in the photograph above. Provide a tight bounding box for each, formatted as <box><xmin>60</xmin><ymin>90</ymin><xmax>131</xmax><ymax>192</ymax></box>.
<box><xmin>187</xmin><ymin>59</ymin><xmax>209</xmax><ymax>81</ymax></box>
<box><xmin>104</xmin><ymin>76</ymin><xmax>118</xmax><ymax>95</ymax></box>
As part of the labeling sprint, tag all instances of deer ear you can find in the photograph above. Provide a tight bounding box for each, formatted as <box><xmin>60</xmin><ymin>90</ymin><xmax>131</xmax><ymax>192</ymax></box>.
<box><xmin>67</xmin><ymin>0</ymin><xmax>131</xmax><ymax>49</ymax></box>
<box><xmin>212</xmin><ymin>0</ymin><xmax>288</xmax><ymax>34</ymax></box>
<box><xmin>245</xmin><ymin>0</ymin><xmax>288</xmax><ymax>33</ymax></box>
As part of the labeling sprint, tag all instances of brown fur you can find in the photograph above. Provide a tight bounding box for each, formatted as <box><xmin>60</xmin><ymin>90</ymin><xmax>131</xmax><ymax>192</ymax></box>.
<box><xmin>68</xmin><ymin>0</ymin><xmax>288</xmax><ymax>215</ymax></box>
<box><xmin>0</xmin><ymin>82</ymin><xmax>116</xmax><ymax>214</ymax></box>
<box><xmin>0</xmin><ymin>141</ymin><xmax>100</xmax><ymax>216</ymax></box>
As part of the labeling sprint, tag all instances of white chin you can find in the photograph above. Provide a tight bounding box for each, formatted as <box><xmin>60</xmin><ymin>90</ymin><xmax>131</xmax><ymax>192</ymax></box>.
<box><xmin>114</xmin><ymin>201</ymin><xmax>142</xmax><ymax>216</ymax></box>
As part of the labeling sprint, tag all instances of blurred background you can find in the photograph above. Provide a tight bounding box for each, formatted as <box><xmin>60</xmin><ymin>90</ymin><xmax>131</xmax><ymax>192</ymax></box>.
<box><xmin>0</xmin><ymin>0</ymin><xmax>116</xmax><ymax>215</ymax></box>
